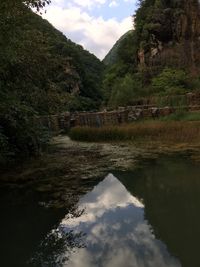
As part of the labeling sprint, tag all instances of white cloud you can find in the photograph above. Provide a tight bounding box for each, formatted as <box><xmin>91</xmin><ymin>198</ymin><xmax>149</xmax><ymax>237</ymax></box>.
<box><xmin>63</xmin><ymin>174</ymin><xmax>144</xmax><ymax>227</ymax></box>
<box><xmin>43</xmin><ymin>5</ymin><xmax>133</xmax><ymax>59</ymax></box>
<box><xmin>72</xmin><ymin>0</ymin><xmax>107</xmax><ymax>9</ymax></box>
<box><xmin>53</xmin><ymin>0</ymin><xmax>65</xmax><ymax>4</ymax></box>
<box><xmin>109</xmin><ymin>1</ymin><xmax>119</xmax><ymax>8</ymax></box>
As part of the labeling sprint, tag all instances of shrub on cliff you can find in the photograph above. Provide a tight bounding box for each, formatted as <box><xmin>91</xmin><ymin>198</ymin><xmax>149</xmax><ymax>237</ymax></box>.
<box><xmin>151</xmin><ymin>68</ymin><xmax>190</xmax><ymax>95</ymax></box>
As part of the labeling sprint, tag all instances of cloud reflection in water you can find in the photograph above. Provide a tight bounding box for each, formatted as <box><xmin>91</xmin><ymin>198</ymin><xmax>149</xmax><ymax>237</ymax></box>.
<box><xmin>60</xmin><ymin>174</ymin><xmax>181</xmax><ymax>267</ymax></box>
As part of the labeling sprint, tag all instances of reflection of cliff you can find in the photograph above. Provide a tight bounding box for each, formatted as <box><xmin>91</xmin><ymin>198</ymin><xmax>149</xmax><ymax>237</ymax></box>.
<box><xmin>116</xmin><ymin>155</ymin><xmax>200</xmax><ymax>267</ymax></box>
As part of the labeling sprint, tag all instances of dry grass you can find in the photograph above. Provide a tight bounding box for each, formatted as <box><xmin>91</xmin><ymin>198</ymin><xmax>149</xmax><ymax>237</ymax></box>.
<box><xmin>69</xmin><ymin>121</ymin><xmax>200</xmax><ymax>144</ymax></box>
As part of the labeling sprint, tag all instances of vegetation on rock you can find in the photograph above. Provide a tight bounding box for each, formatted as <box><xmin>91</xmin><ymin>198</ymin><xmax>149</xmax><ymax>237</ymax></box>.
<box><xmin>103</xmin><ymin>0</ymin><xmax>200</xmax><ymax>107</ymax></box>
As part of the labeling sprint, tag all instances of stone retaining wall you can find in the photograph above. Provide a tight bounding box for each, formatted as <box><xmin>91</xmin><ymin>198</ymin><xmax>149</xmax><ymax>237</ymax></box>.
<box><xmin>40</xmin><ymin>105</ymin><xmax>200</xmax><ymax>132</ymax></box>
<box><xmin>38</xmin><ymin>112</ymin><xmax>70</xmax><ymax>133</ymax></box>
<box><xmin>38</xmin><ymin>92</ymin><xmax>200</xmax><ymax>132</ymax></box>
<box><xmin>72</xmin><ymin>110</ymin><xmax>129</xmax><ymax>127</ymax></box>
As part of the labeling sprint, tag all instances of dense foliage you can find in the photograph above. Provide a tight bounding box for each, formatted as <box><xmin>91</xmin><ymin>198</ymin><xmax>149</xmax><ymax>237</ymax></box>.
<box><xmin>0</xmin><ymin>3</ymin><xmax>104</xmax><ymax>164</ymax></box>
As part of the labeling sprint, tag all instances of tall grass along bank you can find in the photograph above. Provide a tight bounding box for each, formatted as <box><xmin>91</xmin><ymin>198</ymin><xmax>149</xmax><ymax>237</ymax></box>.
<box><xmin>69</xmin><ymin>122</ymin><xmax>200</xmax><ymax>143</ymax></box>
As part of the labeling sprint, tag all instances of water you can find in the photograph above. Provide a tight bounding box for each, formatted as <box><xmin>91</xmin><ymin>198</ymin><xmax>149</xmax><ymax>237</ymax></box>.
<box><xmin>0</xmin><ymin>154</ymin><xmax>200</xmax><ymax>267</ymax></box>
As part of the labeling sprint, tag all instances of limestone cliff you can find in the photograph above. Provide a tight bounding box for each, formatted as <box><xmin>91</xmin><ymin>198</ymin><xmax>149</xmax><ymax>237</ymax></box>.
<box><xmin>138</xmin><ymin>0</ymin><xmax>200</xmax><ymax>75</ymax></box>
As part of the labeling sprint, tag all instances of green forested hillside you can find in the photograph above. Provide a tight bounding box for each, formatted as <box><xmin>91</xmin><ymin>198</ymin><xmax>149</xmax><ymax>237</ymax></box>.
<box><xmin>0</xmin><ymin>3</ymin><xmax>104</xmax><ymax>164</ymax></box>
<box><xmin>103</xmin><ymin>30</ymin><xmax>134</xmax><ymax>66</ymax></box>
<box><xmin>102</xmin><ymin>29</ymin><xmax>139</xmax><ymax>105</ymax></box>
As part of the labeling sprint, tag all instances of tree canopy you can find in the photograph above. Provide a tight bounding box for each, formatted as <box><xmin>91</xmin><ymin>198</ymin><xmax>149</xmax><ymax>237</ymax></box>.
<box><xmin>0</xmin><ymin>0</ymin><xmax>51</xmax><ymax>12</ymax></box>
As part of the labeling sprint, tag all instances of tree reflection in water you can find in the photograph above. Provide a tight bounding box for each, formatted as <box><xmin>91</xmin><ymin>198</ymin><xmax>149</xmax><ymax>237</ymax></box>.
<box><xmin>30</xmin><ymin>207</ymin><xmax>86</xmax><ymax>267</ymax></box>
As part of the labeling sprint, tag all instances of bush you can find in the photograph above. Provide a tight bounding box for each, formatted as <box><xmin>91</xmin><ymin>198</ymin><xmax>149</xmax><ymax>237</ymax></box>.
<box><xmin>155</xmin><ymin>95</ymin><xmax>187</xmax><ymax>107</ymax></box>
<box><xmin>66</xmin><ymin>95</ymin><xmax>100</xmax><ymax>112</ymax></box>
<box><xmin>108</xmin><ymin>74</ymin><xmax>142</xmax><ymax>107</ymax></box>
<box><xmin>151</xmin><ymin>68</ymin><xmax>189</xmax><ymax>95</ymax></box>
<box><xmin>160</xmin><ymin>111</ymin><xmax>200</xmax><ymax>121</ymax></box>
<box><xmin>0</xmin><ymin>96</ymin><xmax>50</xmax><ymax>165</ymax></box>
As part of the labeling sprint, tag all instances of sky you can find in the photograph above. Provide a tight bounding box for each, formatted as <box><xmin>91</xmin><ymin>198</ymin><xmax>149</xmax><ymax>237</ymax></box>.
<box><xmin>42</xmin><ymin>0</ymin><xmax>138</xmax><ymax>60</ymax></box>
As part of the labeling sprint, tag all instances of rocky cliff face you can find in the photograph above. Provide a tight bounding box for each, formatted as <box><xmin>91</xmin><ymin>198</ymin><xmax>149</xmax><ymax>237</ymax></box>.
<box><xmin>138</xmin><ymin>0</ymin><xmax>200</xmax><ymax>75</ymax></box>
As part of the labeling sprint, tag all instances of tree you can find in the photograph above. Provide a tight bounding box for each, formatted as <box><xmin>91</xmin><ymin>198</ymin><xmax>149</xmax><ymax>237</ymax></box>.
<box><xmin>0</xmin><ymin>0</ymin><xmax>51</xmax><ymax>13</ymax></box>
<box><xmin>109</xmin><ymin>74</ymin><xmax>142</xmax><ymax>107</ymax></box>
<box><xmin>24</xmin><ymin>0</ymin><xmax>51</xmax><ymax>10</ymax></box>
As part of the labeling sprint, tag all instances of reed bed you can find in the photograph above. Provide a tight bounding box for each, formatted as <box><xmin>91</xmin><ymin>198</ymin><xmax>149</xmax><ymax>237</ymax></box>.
<box><xmin>69</xmin><ymin>121</ymin><xmax>200</xmax><ymax>143</ymax></box>
<box><xmin>159</xmin><ymin>111</ymin><xmax>200</xmax><ymax>121</ymax></box>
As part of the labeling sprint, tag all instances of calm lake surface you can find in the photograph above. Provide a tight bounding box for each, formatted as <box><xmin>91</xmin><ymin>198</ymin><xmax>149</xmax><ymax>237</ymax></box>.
<box><xmin>0</xmin><ymin>154</ymin><xmax>200</xmax><ymax>267</ymax></box>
